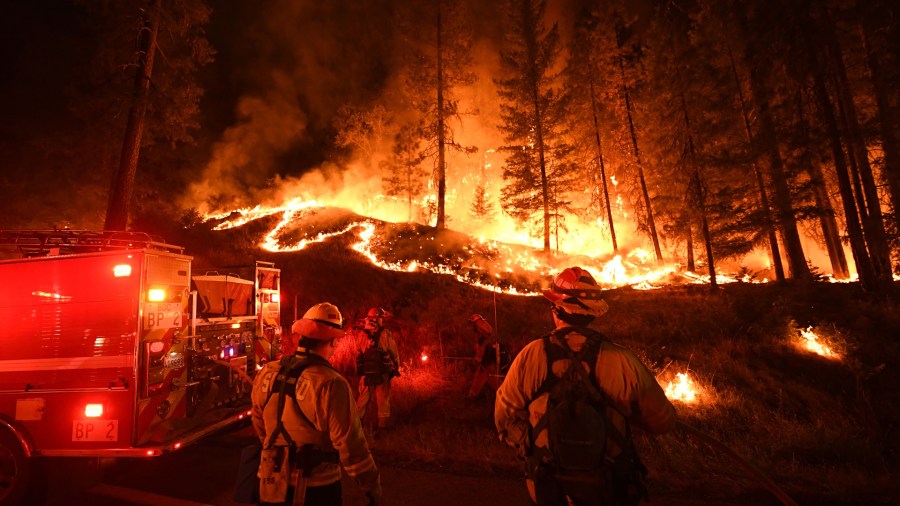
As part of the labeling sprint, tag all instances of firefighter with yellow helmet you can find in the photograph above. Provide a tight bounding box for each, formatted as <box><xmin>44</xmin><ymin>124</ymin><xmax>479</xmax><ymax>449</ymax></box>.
<box><xmin>356</xmin><ymin>307</ymin><xmax>400</xmax><ymax>429</ymax></box>
<box><xmin>251</xmin><ymin>302</ymin><xmax>383</xmax><ymax>506</ymax></box>
<box><xmin>495</xmin><ymin>267</ymin><xmax>677</xmax><ymax>506</ymax></box>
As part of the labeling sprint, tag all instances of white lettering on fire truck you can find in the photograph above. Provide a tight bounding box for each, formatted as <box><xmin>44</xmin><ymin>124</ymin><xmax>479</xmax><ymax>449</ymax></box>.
<box><xmin>143</xmin><ymin>302</ymin><xmax>182</xmax><ymax>330</ymax></box>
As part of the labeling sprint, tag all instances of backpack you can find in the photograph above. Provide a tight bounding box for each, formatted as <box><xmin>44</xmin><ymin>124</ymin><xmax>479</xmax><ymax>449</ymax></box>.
<box><xmin>357</xmin><ymin>331</ymin><xmax>392</xmax><ymax>386</ymax></box>
<box><xmin>478</xmin><ymin>336</ymin><xmax>498</xmax><ymax>367</ymax></box>
<box><xmin>526</xmin><ymin>327</ymin><xmax>645</xmax><ymax>505</ymax></box>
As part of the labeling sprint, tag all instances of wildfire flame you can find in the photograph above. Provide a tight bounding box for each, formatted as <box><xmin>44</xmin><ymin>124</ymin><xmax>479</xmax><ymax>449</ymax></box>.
<box><xmin>665</xmin><ymin>372</ymin><xmax>699</xmax><ymax>403</ymax></box>
<box><xmin>797</xmin><ymin>326</ymin><xmax>840</xmax><ymax>359</ymax></box>
<box><xmin>205</xmin><ymin>197</ymin><xmax>774</xmax><ymax>295</ymax></box>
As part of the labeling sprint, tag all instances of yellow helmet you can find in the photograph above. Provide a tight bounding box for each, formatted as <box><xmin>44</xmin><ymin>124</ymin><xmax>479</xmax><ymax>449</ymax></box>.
<box><xmin>291</xmin><ymin>302</ymin><xmax>345</xmax><ymax>341</ymax></box>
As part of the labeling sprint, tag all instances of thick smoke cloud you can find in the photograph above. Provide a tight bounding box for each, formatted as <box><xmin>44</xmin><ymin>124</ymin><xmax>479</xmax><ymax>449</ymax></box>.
<box><xmin>186</xmin><ymin>0</ymin><xmax>398</xmax><ymax>213</ymax></box>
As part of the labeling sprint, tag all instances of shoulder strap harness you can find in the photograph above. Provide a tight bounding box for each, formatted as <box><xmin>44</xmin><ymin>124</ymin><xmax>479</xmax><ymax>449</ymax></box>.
<box><xmin>526</xmin><ymin>327</ymin><xmax>631</xmax><ymax>457</ymax></box>
<box><xmin>262</xmin><ymin>352</ymin><xmax>339</xmax><ymax>471</ymax></box>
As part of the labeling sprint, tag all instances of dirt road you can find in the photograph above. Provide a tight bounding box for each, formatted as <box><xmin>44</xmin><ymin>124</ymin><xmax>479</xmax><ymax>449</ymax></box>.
<box><xmin>41</xmin><ymin>424</ymin><xmax>774</xmax><ymax>506</ymax></box>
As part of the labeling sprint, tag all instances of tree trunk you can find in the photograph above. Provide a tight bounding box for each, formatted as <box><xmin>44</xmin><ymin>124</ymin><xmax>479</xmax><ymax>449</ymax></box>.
<box><xmin>435</xmin><ymin>0</ymin><xmax>447</xmax><ymax>229</ymax></box>
<box><xmin>679</xmin><ymin>91</ymin><xmax>716</xmax><ymax>289</ymax></box>
<box><xmin>745</xmin><ymin>57</ymin><xmax>810</xmax><ymax>279</ymax></box>
<box><xmin>104</xmin><ymin>0</ymin><xmax>161</xmax><ymax>232</ymax></box>
<box><xmin>734</xmin><ymin>7</ymin><xmax>810</xmax><ymax>280</ymax></box>
<box><xmin>796</xmin><ymin>90</ymin><xmax>850</xmax><ymax>279</ymax></box>
<box><xmin>728</xmin><ymin>46</ymin><xmax>785</xmax><ymax>281</ymax></box>
<box><xmin>821</xmin><ymin>5</ymin><xmax>893</xmax><ymax>283</ymax></box>
<box><xmin>813</xmin><ymin>64</ymin><xmax>878</xmax><ymax>289</ymax></box>
<box><xmin>522</xmin><ymin>2</ymin><xmax>551</xmax><ymax>252</ymax></box>
<box><xmin>685</xmin><ymin>220</ymin><xmax>695</xmax><ymax>272</ymax></box>
<box><xmin>861</xmin><ymin>20</ymin><xmax>900</xmax><ymax>235</ymax></box>
<box><xmin>618</xmin><ymin>55</ymin><xmax>662</xmax><ymax>263</ymax></box>
<box><xmin>588</xmin><ymin>73</ymin><xmax>618</xmax><ymax>253</ymax></box>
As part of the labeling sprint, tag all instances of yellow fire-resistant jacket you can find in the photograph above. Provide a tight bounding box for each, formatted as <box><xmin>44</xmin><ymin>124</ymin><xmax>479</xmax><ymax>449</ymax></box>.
<box><xmin>251</xmin><ymin>353</ymin><xmax>382</xmax><ymax>496</ymax></box>
<box><xmin>495</xmin><ymin>328</ymin><xmax>676</xmax><ymax>458</ymax></box>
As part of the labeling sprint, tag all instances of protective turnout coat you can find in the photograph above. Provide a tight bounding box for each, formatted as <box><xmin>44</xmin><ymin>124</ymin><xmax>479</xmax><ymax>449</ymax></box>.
<box><xmin>495</xmin><ymin>328</ymin><xmax>676</xmax><ymax>459</ymax></box>
<box><xmin>251</xmin><ymin>353</ymin><xmax>382</xmax><ymax>496</ymax></box>
<box><xmin>356</xmin><ymin>328</ymin><xmax>400</xmax><ymax>426</ymax></box>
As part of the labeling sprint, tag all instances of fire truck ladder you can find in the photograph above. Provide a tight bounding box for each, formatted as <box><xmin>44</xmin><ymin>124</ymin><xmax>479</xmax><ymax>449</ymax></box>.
<box><xmin>0</xmin><ymin>229</ymin><xmax>185</xmax><ymax>256</ymax></box>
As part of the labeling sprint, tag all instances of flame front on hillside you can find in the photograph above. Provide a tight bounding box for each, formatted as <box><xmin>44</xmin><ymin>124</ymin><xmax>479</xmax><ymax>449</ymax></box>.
<box><xmin>205</xmin><ymin>198</ymin><xmax>773</xmax><ymax>295</ymax></box>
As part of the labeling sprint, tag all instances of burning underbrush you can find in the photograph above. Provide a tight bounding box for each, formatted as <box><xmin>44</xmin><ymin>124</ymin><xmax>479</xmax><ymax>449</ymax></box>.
<box><xmin>202</xmin><ymin>203</ymin><xmax>775</xmax><ymax>294</ymax></box>
<box><xmin>159</xmin><ymin>216</ymin><xmax>900</xmax><ymax>505</ymax></box>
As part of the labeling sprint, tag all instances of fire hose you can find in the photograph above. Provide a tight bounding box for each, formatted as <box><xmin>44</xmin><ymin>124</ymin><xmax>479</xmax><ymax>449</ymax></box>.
<box><xmin>675</xmin><ymin>421</ymin><xmax>799</xmax><ymax>506</ymax></box>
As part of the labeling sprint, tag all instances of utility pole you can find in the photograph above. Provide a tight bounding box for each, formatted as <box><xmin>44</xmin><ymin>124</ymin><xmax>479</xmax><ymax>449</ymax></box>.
<box><xmin>105</xmin><ymin>0</ymin><xmax>161</xmax><ymax>231</ymax></box>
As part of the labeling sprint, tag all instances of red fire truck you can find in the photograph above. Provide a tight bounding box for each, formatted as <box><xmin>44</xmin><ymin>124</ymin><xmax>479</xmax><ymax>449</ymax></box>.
<box><xmin>0</xmin><ymin>230</ymin><xmax>283</xmax><ymax>505</ymax></box>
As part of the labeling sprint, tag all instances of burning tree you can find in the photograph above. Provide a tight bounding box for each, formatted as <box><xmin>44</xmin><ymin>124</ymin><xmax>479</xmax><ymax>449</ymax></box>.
<box><xmin>381</xmin><ymin>125</ymin><xmax>428</xmax><ymax>222</ymax></box>
<box><xmin>400</xmin><ymin>0</ymin><xmax>477</xmax><ymax>230</ymax></box>
<box><xmin>563</xmin><ymin>1</ymin><xmax>620</xmax><ymax>254</ymax></box>
<box><xmin>495</xmin><ymin>0</ymin><xmax>574</xmax><ymax>253</ymax></box>
<box><xmin>334</xmin><ymin>104</ymin><xmax>390</xmax><ymax>173</ymax></box>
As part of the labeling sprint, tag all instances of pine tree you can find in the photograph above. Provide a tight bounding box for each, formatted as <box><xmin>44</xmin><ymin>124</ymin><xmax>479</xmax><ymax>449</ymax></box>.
<box><xmin>469</xmin><ymin>183</ymin><xmax>495</xmax><ymax>221</ymax></box>
<box><xmin>91</xmin><ymin>0</ymin><xmax>213</xmax><ymax>230</ymax></box>
<box><xmin>381</xmin><ymin>125</ymin><xmax>428</xmax><ymax>222</ymax></box>
<box><xmin>401</xmin><ymin>0</ymin><xmax>477</xmax><ymax>230</ymax></box>
<box><xmin>495</xmin><ymin>0</ymin><xmax>574</xmax><ymax>252</ymax></box>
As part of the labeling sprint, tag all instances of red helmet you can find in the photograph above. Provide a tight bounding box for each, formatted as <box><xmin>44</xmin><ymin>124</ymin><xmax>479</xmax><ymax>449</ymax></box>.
<box><xmin>291</xmin><ymin>302</ymin><xmax>345</xmax><ymax>341</ymax></box>
<box><xmin>543</xmin><ymin>267</ymin><xmax>609</xmax><ymax>317</ymax></box>
<box><xmin>366</xmin><ymin>307</ymin><xmax>387</xmax><ymax>319</ymax></box>
<box><xmin>469</xmin><ymin>314</ymin><xmax>493</xmax><ymax>336</ymax></box>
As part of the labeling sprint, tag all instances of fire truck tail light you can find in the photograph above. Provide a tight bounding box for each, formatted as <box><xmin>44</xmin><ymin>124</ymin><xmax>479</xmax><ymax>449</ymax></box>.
<box><xmin>271</xmin><ymin>293</ymin><xmax>280</xmax><ymax>303</ymax></box>
<box><xmin>113</xmin><ymin>264</ymin><xmax>132</xmax><ymax>277</ymax></box>
<box><xmin>149</xmin><ymin>341</ymin><xmax>165</xmax><ymax>354</ymax></box>
<box><xmin>85</xmin><ymin>403</ymin><xmax>104</xmax><ymax>417</ymax></box>
<box><xmin>148</xmin><ymin>288</ymin><xmax>166</xmax><ymax>301</ymax></box>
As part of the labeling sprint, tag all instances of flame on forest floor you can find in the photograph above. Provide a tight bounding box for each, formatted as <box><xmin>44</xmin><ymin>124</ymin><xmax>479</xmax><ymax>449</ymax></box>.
<box><xmin>796</xmin><ymin>326</ymin><xmax>840</xmax><ymax>359</ymax></box>
<box><xmin>205</xmin><ymin>199</ymin><xmax>773</xmax><ymax>295</ymax></box>
<box><xmin>664</xmin><ymin>372</ymin><xmax>701</xmax><ymax>404</ymax></box>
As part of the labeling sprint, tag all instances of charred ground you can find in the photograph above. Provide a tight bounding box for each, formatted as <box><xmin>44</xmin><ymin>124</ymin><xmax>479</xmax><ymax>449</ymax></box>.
<box><xmin>160</xmin><ymin>219</ymin><xmax>900</xmax><ymax>505</ymax></box>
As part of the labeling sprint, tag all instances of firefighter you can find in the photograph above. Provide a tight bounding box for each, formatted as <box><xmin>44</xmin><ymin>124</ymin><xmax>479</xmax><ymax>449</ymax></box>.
<box><xmin>355</xmin><ymin>307</ymin><xmax>400</xmax><ymax>429</ymax></box>
<box><xmin>466</xmin><ymin>314</ymin><xmax>500</xmax><ymax>400</ymax></box>
<box><xmin>251</xmin><ymin>302</ymin><xmax>383</xmax><ymax>506</ymax></box>
<box><xmin>495</xmin><ymin>267</ymin><xmax>677</xmax><ymax>506</ymax></box>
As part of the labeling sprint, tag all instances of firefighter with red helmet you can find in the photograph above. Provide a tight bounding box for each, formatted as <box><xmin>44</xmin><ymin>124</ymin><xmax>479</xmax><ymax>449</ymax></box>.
<box><xmin>251</xmin><ymin>302</ymin><xmax>383</xmax><ymax>506</ymax></box>
<box><xmin>467</xmin><ymin>314</ymin><xmax>500</xmax><ymax>400</ymax></box>
<box><xmin>495</xmin><ymin>267</ymin><xmax>677</xmax><ymax>506</ymax></box>
<box><xmin>355</xmin><ymin>307</ymin><xmax>400</xmax><ymax>429</ymax></box>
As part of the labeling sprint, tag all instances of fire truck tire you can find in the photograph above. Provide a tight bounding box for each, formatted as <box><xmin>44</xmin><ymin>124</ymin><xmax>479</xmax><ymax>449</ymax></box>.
<box><xmin>0</xmin><ymin>429</ymin><xmax>31</xmax><ymax>506</ymax></box>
